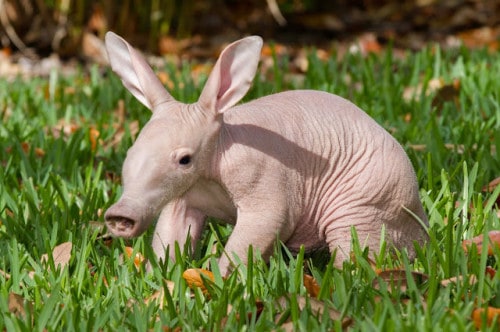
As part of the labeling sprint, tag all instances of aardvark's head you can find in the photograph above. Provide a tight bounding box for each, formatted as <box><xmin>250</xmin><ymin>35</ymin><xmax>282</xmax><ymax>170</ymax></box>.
<box><xmin>102</xmin><ymin>32</ymin><xmax>262</xmax><ymax>238</ymax></box>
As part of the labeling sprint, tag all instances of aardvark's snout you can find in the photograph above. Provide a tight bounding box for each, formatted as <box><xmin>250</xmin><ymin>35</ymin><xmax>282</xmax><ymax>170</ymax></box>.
<box><xmin>104</xmin><ymin>200</ymin><xmax>146</xmax><ymax>238</ymax></box>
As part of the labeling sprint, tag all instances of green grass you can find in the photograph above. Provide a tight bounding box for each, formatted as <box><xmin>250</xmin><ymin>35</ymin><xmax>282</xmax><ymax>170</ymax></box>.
<box><xmin>0</xmin><ymin>44</ymin><xmax>500</xmax><ymax>331</ymax></box>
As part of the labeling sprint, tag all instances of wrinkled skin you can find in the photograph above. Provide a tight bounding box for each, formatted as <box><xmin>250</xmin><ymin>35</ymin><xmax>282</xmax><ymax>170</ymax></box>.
<box><xmin>104</xmin><ymin>32</ymin><xmax>428</xmax><ymax>275</ymax></box>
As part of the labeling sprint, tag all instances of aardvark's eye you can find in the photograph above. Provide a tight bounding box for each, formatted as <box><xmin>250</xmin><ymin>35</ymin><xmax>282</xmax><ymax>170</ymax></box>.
<box><xmin>179</xmin><ymin>155</ymin><xmax>191</xmax><ymax>165</ymax></box>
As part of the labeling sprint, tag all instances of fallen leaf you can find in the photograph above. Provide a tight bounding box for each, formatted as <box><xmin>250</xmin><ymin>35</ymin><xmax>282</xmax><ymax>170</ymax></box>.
<box><xmin>40</xmin><ymin>242</ymin><xmax>72</xmax><ymax>270</ymax></box>
<box><xmin>356</xmin><ymin>33</ymin><xmax>383</xmax><ymax>55</ymax></box>
<box><xmin>457</xmin><ymin>27</ymin><xmax>500</xmax><ymax>51</ymax></box>
<box><xmin>158</xmin><ymin>35</ymin><xmax>192</xmax><ymax>55</ymax></box>
<box><xmin>462</xmin><ymin>231</ymin><xmax>500</xmax><ymax>255</ymax></box>
<box><xmin>190</xmin><ymin>63</ymin><xmax>213</xmax><ymax>85</ymax></box>
<box><xmin>48</xmin><ymin>118</ymin><xmax>79</xmax><ymax>139</ymax></box>
<box><xmin>221</xmin><ymin>300</ymin><xmax>265</xmax><ymax>326</ymax></box>
<box><xmin>472</xmin><ymin>307</ymin><xmax>500</xmax><ymax>330</ymax></box>
<box><xmin>86</xmin><ymin>4</ymin><xmax>107</xmax><ymax>35</ymax></box>
<box><xmin>21</xmin><ymin>142</ymin><xmax>29</xmax><ymax>153</ymax></box>
<box><xmin>403</xmin><ymin>77</ymin><xmax>444</xmax><ymax>102</ymax></box>
<box><xmin>485</xmin><ymin>266</ymin><xmax>496</xmax><ymax>279</ymax></box>
<box><xmin>275</xmin><ymin>295</ymin><xmax>350</xmax><ymax>327</ymax></box>
<box><xmin>124</xmin><ymin>246</ymin><xmax>145</xmax><ymax>269</ymax></box>
<box><xmin>261</xmin><ymin>43</ymin><xmax>288</xmax><ymax>57</ymax></box>
<box><xmin>0</xmin><ymin>269</ymin><xmax>11</xmax><ymax>279</ymax></box>
<box><xmin>34</xmin><ymin>147</ymin><xmax>45</xmax><ymax>157</ymax></box>
<box><xmin>303</xmin><ymin>274</ymin><xmax>320</xmax><ymax>298</ymax></box>
<box><xmin>182</xmin><ymin>268</ymin><xmax>215</xmax><ymax>295</ymax></box>
<box><xmin>373</xmin><ymin>269</ymin><xmax>429</xmax><ymax>293</ymax></box>
<box><xmin>483</xmin><ymin>177</ymin><xmax>500</xmax><ymax>208</ymax></box>
<box><xmin>483</xmin><ymin>177</ymin><xmax>500</xmax><ymax>193</ymax></box>
<box><xmin>145</xmin><ymin>279</ymin><xmax>175</xmax><ymax>309</ymax></box>
<box><xmin>431</xmin><ymin>79</ymin><xmax>461</xmax><ymax>110</ymax></box>
<box><xmin>440</xmin><ymin>274</ymin><xmax>478</xmax><ymax>288</ymax></box>
<box><xmin>89</xmin><ymin>127</ymin><xmax>100</xmax><ymax>151</ymax></box>
<box><xmin>103</xmin><ymin>120</ymin><xmax>140</xmax><ymax>151</ymax></box>
<box><xmin>82</xmin><ymin>31</ymin><xmax>108</xmax><ymax>65</ymax></box>
<box><xmin>8</xmin><ymin>292</ymin><xmax>32</xmax><ymax>317</ymax></box>
<box><xmin>157</xmin><ymin>71</ymin><xmax>175</xmax><ymax>90</ymax></box>
<box><xmin>163</xmin><ymin>327</ymin><xmax>182</xmax><ymax>332</ymax></box>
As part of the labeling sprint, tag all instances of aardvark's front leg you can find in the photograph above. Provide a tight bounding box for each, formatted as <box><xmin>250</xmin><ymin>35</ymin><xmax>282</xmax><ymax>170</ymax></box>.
<box><xmin>152</xmin><ymin>199</ymin><xmax>206</xmax><ymax>263</ymax></box>
<box><xmin>218</xmin><ymin>208</ymin><xmax>293</xmax><ymax>276</ymax></box>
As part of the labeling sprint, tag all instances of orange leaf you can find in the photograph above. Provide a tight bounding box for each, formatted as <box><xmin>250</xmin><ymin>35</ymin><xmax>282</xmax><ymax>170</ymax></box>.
<box><xmin>457</xmin><ymin>27</ymin><xmax>500</xmax><ymax>52</ymax></box>
<box><xmin>472</xmin><ymin>307</ymin><xmax>500</xmax><ymax>329</ymax></box>
<box><xmin>485</xmin><ymin>266</ymin><xmax>497</xmax><ymax>279</ymax></box>
<box><xmin>303</xmin><ymin>274</ymin><xmax>320</xmax><ymax>298</ymax></box>
<box><xmin>89</xmin><ymin>127</ymin><xmax>100</xmax><ymax>152</ymax></box>
<box><xmin>21</xmin><ymin>142</ymin><xmax>29</xmax><ymax>154</ymax></box>
<box><xmin>358</xmin><ymin>33</ymin><xmax>382</xmax><ymax>54</ymax></box>
<box><xmin>462</xmin><ymin>231</ymin><xmax>500</xmax><ymax>255</ymax></box>
<box><xmin>124</xmin><ymin>246</ymin><xmax>145</xmax><ymax>269</ymax></box>
<box><xmin>34</xmin><ymin>147</ymin><xmax>45</xmax><ymax>157</ymax></box>
<box><xmin>261</xmin><ymin>43</ymin><xmax>287</xmax><ymax>57</ymax></box>
<box><xmin>182</xmin><ymin>268</ymin><xmax>214</xmax><ymax>294</ymax></box>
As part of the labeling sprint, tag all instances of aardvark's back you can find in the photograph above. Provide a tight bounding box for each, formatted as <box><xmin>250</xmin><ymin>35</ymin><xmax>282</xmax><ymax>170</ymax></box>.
<box><xmin>220</xmin><ymin>89</ymin><xmax>428</xmax><ymax>264</ymax></box>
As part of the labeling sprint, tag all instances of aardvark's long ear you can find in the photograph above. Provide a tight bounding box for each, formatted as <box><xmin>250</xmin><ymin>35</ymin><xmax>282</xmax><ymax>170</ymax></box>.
<box><xmin>105</xmin><ymin>31</ymin><xmax>173</xmax><ymax>111</ymax></box>
<box><xmin>198</xmin><ymin>36</ymin><xmax>263</xmax><ymax>114</ymax></box>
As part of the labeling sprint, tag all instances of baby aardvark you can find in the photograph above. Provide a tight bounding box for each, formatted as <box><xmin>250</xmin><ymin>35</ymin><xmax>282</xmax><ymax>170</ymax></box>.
<box><xmin>104</xmin><ymin>32</ymin><xmax>428</xmax><ymax>275</ymax></box>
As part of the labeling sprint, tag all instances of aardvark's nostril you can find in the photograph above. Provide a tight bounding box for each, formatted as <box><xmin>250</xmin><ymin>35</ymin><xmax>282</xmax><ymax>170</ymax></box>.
<box><xmin>107</xmin><ymin>217</ymin><xmax>134</xmax><ymax>232</ymax></box>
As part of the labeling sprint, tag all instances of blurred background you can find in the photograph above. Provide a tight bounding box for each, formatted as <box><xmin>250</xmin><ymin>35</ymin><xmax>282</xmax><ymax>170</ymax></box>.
<box><xmin>0</xmin><ymin>0</ymin><xmax>499</xmax><ymax>69</ymax></box>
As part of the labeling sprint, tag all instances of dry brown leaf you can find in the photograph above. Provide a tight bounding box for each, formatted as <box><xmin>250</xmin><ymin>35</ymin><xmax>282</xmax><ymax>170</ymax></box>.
<box><xmin>158</xmin><ymin>36</ymin><xmax>192</xmax><ymax>55</ymax></box>
<box><xmin>462</xmin><ymin>231</ymin><xmax>500</xmax><ymax>255</ymax></box>
<box><xmin>4</xmin><ymin>142</ymin><xmax>45</xmax><ymax>158</ymax></box>
<box><xmin>82</xmin><ymin>32</ymin><xmax>108</xmax><ymax>64</ymax></box>
<box><xmin>457</xmin><ymin>27</ymin><xmax>500</xmax><ymax>51</ymax></box>
<box><xmin>163</xmin><ymin>327</ymin><xmax>182</xmax><ymax>332</ymax></box>
<box><xmin>403</xmin><ymin>77</ymin><xmax>444</xmax><ymax>102</ymax></box>
<box><xmin>275</xmin><ymin>295</ymin><xmax>350</xmax><ymax>327</ymax></box>
<box><xmin>440</xmin><ymin>274</ymin><xmax>478</xmax><ymax>287</ymax></box>
<box><xmin>349</xmin><ymin>251</ymin><xmax>378</xmax><ymax>271</ymax></box>
<box><xmin>484</xmin><ymin>177</ymin><xmax>500</xmax><ymax>193</ymax></box>
<box><xmin>373</xmin><ymin>269</ymin><xmax>429</xmax><ymax>293</ymax></box>
<box><xmin>104</xmin><ymin>120</ymin><xmax>140</xmax><ymax>150</ymax></box>
<box><xmin>86</xmin><ymin>4</ymin><xmax>107</xmax><ymax>34</ymax></box>
<box><xmin>40</xmin><ymin>241</ymin><xmax>72</xmax><ymax>270</ymax></box>
<box><xmin>145</xmin><ymin>279</ymin><xmax>175</xmax><ymax>309</ymax></box>
<box><xmin>49</xmin><ymin>118</ymin><xmax>79</xmax><ymax>139</ymax></box>
<box><xmin>431</xmin><ymin>79</ymin><xmax>461</xmax><ymax>110</ymax></box>
<box><xmin>8</xmin><ymin>292</ymin><xmax>32</xmax><ymax>317</ymax></box>
<box><xmin>182</xmin><ymin>268</ymin><xmax>215</xmax><ymax>295</ymax></box>
<box><xmin>483</xmin><ymin>177</ymin><xmax>500</xmax><ymax>208</ymax></box>
<box><xmin>355</xmin><ymin>33</ymin><xmax>383</xmax><ymax>55</ymax></box>
<box><xmin>472</xmin><ymin>307</ymin><xmax>500</xmax><ymax>330</ymax></box>
<box><xmin>0</xmin><ymin>269</ymin><xmax>11</xmax><ymax>280</ymax></box>
<box><xmin>303</xmin><ymin>274</ymin><xmax>320</xmax><ymax>298</ymax></box>
<box><xmin>221</xmin><ymin>300</ymin><xmax>265</xmax><ymax>326</ymax></box>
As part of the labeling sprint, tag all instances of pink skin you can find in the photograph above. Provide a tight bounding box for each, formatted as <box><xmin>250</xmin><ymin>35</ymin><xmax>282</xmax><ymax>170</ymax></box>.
<box><xmin>104</xmin><ymin>32</ymin><xmax>428</xmax><ymax>275</ymax></box>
